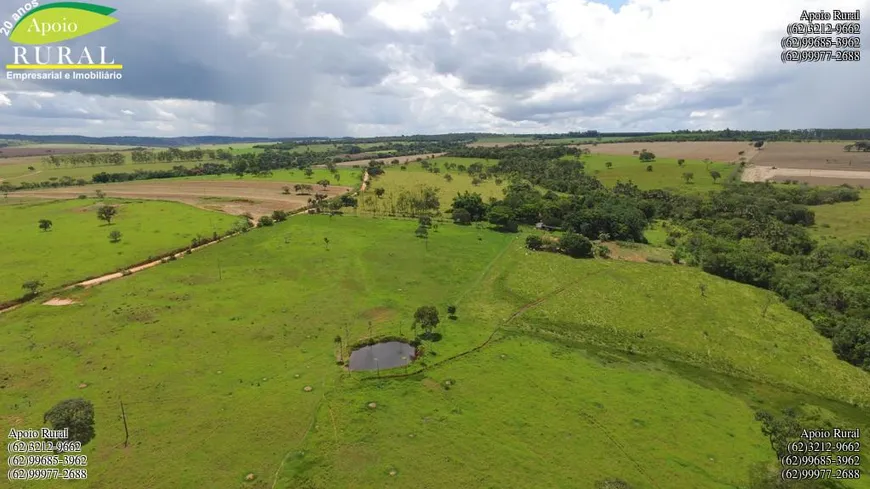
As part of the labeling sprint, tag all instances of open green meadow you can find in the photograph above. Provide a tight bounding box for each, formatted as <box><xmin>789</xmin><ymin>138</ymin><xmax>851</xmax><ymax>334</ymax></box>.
<box><xmin>0</xmin><ymin>198</ymin><xmax>242</xmax><ymax>302</ymax></box>
<box><xmin>810</xmin><ymin>189</ymin><xmax>870</xmax><ymax>242</ymax></box>
<box><xmin>364</xmin><ymin>162</ymin><xmax>503</xmax><ymax>213</ymax></box>
<box><xmin>567</xmin><ymin>154</ymin><xmax>735</xmax><ymax>191</ymax></box>
<box><xmin>2</xmin><ymin>214</ymin><xmax>869</xmax><ymax>488</ymax></box>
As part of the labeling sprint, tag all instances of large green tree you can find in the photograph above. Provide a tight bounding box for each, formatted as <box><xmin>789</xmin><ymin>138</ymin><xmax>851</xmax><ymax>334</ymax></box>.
<box><xmin>413</xmin><ymin>306</ymin><xmax>440</xmax><ymax>337</ymax></box>
<box><xmin>44</xmin><ymin>398</ymin><xmax>96</xmax><ymax>446</ymax></box>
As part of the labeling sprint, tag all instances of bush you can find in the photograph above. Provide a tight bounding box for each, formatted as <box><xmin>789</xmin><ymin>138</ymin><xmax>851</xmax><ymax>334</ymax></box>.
<box><xmin>108</xmin><ymin>230</ymin><xmax>122</xmax><ymax>243</ymax></box>
<box><xmin>271</xmin><ymin>210</ymin><xmax>288</xmax><ymax>222</ymax></box>
<box><xmin>560</xmin><ymin>232</ymin><xmax>594</xmax><ymax>258</ymax></box>
<box><xmin>526</xmin><ymin>235</ymin><xmax>544</xmax><ymax>250</ymax></box>
<box><xmin>258</xmin><ymin>216</ymin><xmax>274</xmax><ymax>227</ymax></box>
<box><xmin>77</xmin><ymin>194</ymin><xmax>87</xmax><ymax>199</ymax></box>
<box><xmin>595</xmin><ymin>244</ymin><xmax>611</xmax><ymax>258</ymax></box>
<box><xmin>452</xmin><ymin>208</ymin><xmax>472</xmax><ymax>225</ymax></box>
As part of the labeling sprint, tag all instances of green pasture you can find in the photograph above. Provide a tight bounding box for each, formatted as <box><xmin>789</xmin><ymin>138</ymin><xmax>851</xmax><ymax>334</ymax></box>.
<box><xmin>810</xmin><ymin>189</ymin><xmax>870</xmax><ymax>243</ymax></box>
<box><xmin>0</xmin><ymin>216</ymin><xmax>516</xmax><ymax>488</ymax></box>
<box><xmin>363</xmin><ymin>164</ymin><xmax>504</xmax><ymax>213</ymax></box>
<box><xmin>0</xmin><ymin>198</ymin><xmax>243</xmax><ymax>302</ymax></box>
<box><xmin>567</xmin><ymin>154</ymin><xmax>734</xmax><ymax>191</ymax></box>
<box><xmin>2</xmin><ymin>216</ymin><xmax>869</xmax><ymax>488</ymax></box>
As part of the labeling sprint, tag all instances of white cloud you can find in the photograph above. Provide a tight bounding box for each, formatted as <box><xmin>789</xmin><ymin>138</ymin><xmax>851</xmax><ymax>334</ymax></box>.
<box><xmin>368</xmin><ymin>0</ymin><xmax>443</xmax><ymax>31</ymax></box>
<box><xmin>0</xmin><ymin>93</ymin><xmax>10</xmax><ymax>106</ymax></box>
<box><xmin>303</xmin><ymin>12</ymin><xmax>344</xmax><ymax>35</ymax></box>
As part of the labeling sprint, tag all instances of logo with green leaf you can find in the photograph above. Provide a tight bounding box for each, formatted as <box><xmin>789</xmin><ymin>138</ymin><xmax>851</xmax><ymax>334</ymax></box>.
<box><xmin>9</xmin><ymin>2</ymin><xmax>117</xmax><ymax>45</ymax></box>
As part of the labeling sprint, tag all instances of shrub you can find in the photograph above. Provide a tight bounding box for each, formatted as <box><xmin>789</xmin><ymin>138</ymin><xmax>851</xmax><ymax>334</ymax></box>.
<box><xmin>526</xmin><ymin>235</ymin><xmax>544</xmax><ymax>250</ymax></box>
<box><xmin>595</xmin><ymin>244</ymin><xmax>611</xmax><ymax>258</ymax></box>
<box><xmin>665</xmin><ymin>236</ymin><xmax>678</xmax><ymax>247</ymax></box>
<box><xmin>271</xmin><ymin>210</ymin><xmax>289</xmax><ymax>222</ymax></box>
<box><xmin>108</xmin><ymin>230</ymin><xmax>122</xmax><ymax>243</ymax></box>
<box><xmin>77</xmin><ymin>194</ymin><xmax>87</xmax><ymax>199</ymax></box>
<box><xmin>560</xmin><ymin>232</ymin><xmax>594</xmax><ymax>258</ymax></box>
<box><xmin>258</xmin><ymin>216</ymin><xmax>275</xmax><ymax>227</ymax></box>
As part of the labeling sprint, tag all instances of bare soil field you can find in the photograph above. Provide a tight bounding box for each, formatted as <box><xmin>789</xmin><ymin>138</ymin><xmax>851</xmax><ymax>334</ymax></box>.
<box><xmin>752</xmin><ymin>142</ymin><xmax>870</xmax><ymax>170</ymax></box>
<box><xmin>0</xmin><ymin>146</ymin><xmax>132</xmax><ymax>158</ymax></box>
<box><xmin>742</xmin><ymin>165</ymin><xmax>870</xmax><ymax>185</ymax></box>
<box><xmin>13</xmin><ymin>180</ymin><xmax>351</xmax><ymax>218</ymax></box>
<box><xmin>577</xmin><ymin>141</ymin><xmax>756</xmax><ymax>162</ymax></box>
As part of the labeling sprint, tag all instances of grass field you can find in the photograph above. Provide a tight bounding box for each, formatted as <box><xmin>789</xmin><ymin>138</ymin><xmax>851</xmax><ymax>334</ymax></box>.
<box><xmin>280</xmin><ymin>337</ymin><xmax>774</xmax><ymax>488</ymax></box>
<box><xmin>582</xmin><ymin>141</ymin><xmax>757</xmax><ymax>163</ymax></box>
<box><xmin>2</xmin><ymin>214</ymin><xmax>869</xmax><ymax>488</ymax></box>
<box><xmin>0</xmin><ymin>198</ymin><xmax>243</xmax><ymax>302</ymax></box>
<box><xmin>364</xmin><ymin>162</ymin><xmax>504</xmax><ymax>213</ymax></box>
<box><xmin>569</xmin><ymin>154</ymin><xmax>735</xmax><ymax>191</ymax></box>
<box><xmin>811</xmin><ymin>189</ymin><xmax>870</xmax><ymax>242</ymax></box>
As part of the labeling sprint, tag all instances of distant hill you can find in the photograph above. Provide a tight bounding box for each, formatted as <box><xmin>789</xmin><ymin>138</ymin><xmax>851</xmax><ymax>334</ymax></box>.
<box><xmin>0</xmin><ymin>135</ymin><xmax>283</xmax><ymax>147</ymax></box>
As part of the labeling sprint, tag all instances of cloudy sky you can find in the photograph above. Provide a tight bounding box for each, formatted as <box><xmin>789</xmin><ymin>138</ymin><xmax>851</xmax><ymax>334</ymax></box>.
<box><xmin>0</xmin><ymin>0</ymin><xmax>867</xmax><ymax>137</ymax></box>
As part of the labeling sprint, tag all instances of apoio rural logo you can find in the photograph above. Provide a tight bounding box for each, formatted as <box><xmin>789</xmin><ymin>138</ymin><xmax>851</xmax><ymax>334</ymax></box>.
<box><xmin>2</xmin><ymin>1</ymin><xmax>123</xmax><ymax>80</ymax></box>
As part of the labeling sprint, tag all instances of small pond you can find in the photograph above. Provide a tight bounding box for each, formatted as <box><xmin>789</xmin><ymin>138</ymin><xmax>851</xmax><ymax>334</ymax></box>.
<box><xmin>348</xmin><ymin>341</ymin><xmax>416</xmax><ymax>371</ymax></box>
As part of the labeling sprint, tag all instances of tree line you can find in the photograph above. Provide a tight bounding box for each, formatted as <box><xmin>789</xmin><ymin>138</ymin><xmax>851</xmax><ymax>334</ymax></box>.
<box><xmin>42</xmin><ymin>152</ymin><xmax>126</xmax><ymax>167</ymax></box>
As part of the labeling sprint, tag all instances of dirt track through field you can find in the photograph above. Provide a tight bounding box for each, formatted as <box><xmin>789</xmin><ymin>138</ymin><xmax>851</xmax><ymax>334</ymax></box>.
<box><xmin>14</xmin><ymin>180</ymin><xmax>351</xmax><ymax>218</ymax></box>
<box><xmin>742</xmin><ymin>165</ymin><xmax>870</xmax><ymax>184</ymax></box>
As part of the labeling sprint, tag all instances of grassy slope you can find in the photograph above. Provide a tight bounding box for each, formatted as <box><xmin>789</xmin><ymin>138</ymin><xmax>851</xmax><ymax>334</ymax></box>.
<box><xmin>0</xmin><ymin>198</ymin><xmax>242</xmax><ymax>302</ymax></box>
<box><xmin>3</xmin><ymin>216</ymin><xmax>869</xmax><ymax>488</ymax></box>
<box><xmin>499</xmin><ymin>246</ymin><xmax>870</xmax><ymax>406</ymax></box>
<box><xmin>810</xmin><ymin>189</ymin><xmax>870</xmax><ymax>242</ymax></box>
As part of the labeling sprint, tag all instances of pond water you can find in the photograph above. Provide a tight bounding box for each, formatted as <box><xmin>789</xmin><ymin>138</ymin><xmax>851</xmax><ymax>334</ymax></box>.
<box><xmin>348</xmin><ymin>341</ymin><xmax>416</xmax><ymax>371</ymax></box>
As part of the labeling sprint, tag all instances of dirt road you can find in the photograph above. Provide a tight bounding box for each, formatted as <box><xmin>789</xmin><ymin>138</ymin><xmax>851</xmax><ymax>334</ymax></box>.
<box><xmin>742</xmin><ymin>165</ymin><xmax>870</xmax><ymax>184</ymax></box>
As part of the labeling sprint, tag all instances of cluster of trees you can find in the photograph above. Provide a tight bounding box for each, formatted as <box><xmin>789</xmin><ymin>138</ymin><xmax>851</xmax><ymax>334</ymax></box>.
<box><xmin>843</xmin><ymin>141</ymin><xmax>870</xmax><ymax>152</ymax></box>
<box><xmin>653</xmin><ymin>184</ymin><xmax>866</xmax><ymax>370</ymax></box>
<box><xmin>360</xmin><ymin>184</ymin><xmax>439</xmax><ymax>217</ymax></box>
<box><xmin>42</xmin><ymin>152</ymin><xmax>126</xmax><ymax>168</ymax></box>
<box><xmin>526</xmin><ymin>233</ymin><xmax>603</xmax><ymax>258</ymax></box>
<box><xmin>130</xmin><ymin>147</ymin><xmax>225</xmax><ymax>163</ymax></box>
